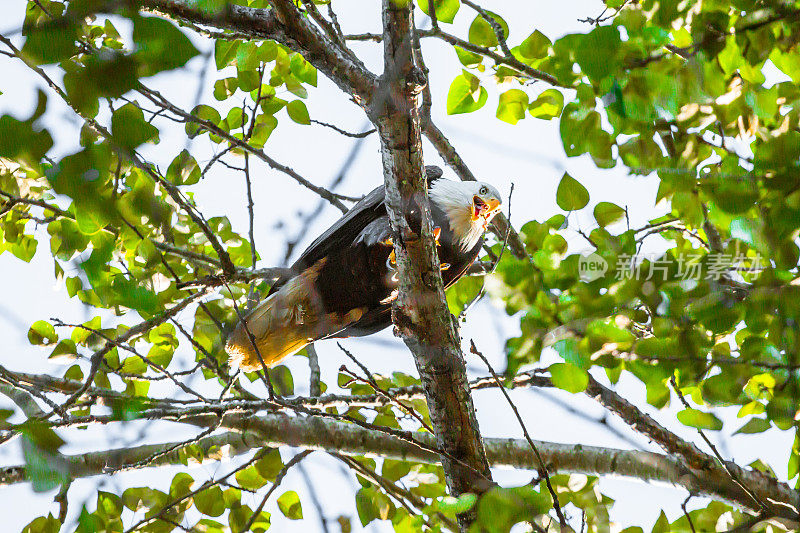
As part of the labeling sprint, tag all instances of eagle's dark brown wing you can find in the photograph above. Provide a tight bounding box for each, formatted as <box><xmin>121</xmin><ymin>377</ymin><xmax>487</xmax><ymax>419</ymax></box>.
<box><xmin>270</xmin><ymin>166</ymin><xmax>445</xmax><ymax>296</ymax></box>
<box><xmin>226</xmin><ymin>167</ymin><xmax>483</xmax><ymax>369</ymax></box>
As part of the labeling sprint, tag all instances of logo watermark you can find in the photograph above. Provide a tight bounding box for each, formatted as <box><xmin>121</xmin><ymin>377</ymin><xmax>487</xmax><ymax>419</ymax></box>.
<box><xmin>578</xmin><ymin>251</ymin><xmax>765</xmax><ymax>282</ymax></box>
<box><xmin>578</xmin><ymin>252</ymin><xmax>608</xmax><ymax>282</ymax></box>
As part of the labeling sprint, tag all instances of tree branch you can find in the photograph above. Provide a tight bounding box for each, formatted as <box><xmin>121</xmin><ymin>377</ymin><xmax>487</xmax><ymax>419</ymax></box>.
<box><xmin>137</xmin><ymin>0</ymin><xmax>377</xmax><ymax>102</ymax></box>
<box><xmin>2</xmin><ymin>413</ymin><xmax>797</xmax><ymax>524</ymax></box>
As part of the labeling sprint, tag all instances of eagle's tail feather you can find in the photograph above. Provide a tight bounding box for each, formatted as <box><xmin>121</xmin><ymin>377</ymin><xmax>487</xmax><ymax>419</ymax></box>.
<box><xmin>225</xmin><ymin>260</ymin><xmax>365</xmax><ymax>371</ymax></box>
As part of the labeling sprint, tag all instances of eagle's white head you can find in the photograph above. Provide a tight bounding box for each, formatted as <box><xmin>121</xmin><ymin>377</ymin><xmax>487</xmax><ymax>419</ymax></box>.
<box><xmin>429</xmin><ymin>179</ymin><xmax>502</xmax><ymax>250</ymax></box>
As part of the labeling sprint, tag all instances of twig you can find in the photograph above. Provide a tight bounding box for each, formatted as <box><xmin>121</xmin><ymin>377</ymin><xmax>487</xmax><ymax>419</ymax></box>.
<box><xmin>310</xmin><ymin>119</ymin><xmax>376</xmax><ymax>138</ymax></box>
<box><xmin>669</xmin><ymin>376</ymin><xmax>768</xmax><ymax>513</ymax></box>
<box><xmin>681</xmin><ymin>493</ymin><xmax>697</xmax><ymax>533</ymax></box>
<box><xmin>240</xmin><ymin>450</ymin><xmax>312</xmax><ymax>532</ymax></box>
<box><xmin>337</xmin><ymin>343</ymin><xmax>433</xmax><ymax>433</ymax></box>
<box><xmin>307</xmin><ymin>344</ymin><xmax>322</xmax><ymax>398</ymax></box>
<box><xmin>297</xmin><ymin>463</ymin><xmax>330</xmax><ymax>533</ymax></box>
<box><xmin>469</xmin><ymin>341</ymin><xmax>568</xmax><ymax>529</ymax></box>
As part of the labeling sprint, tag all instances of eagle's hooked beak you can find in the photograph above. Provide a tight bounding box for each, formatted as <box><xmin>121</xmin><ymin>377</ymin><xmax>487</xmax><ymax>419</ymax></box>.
<box><xmin>471</xmin><ymin>196</ymin><xmax>501</xmax><ymax>222</ymax></box>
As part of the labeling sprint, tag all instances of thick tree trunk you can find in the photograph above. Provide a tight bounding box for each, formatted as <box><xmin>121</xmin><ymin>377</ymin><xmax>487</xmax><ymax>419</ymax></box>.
<box><xmin>373</xmin><ymin>0</ymin><xmax>492</xmax><ymax>527</ymax></box>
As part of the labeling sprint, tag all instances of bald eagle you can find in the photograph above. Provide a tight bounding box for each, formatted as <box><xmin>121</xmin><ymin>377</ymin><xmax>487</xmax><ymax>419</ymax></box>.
<box><xmin>226</xmin><ymin>166</ymin><xmax>502</xmax><ymax>371</ymax></box>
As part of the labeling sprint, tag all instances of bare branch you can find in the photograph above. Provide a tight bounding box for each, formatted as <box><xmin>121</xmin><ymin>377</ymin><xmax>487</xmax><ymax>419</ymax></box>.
<box><xmin>137</xmin><ymin>0</ymin><xmax>377</xmax><ymax>100</ymax></box>
<box><xmin>469</xmin><ymin>341</ymin><xmax>567</xmax><ymax>528</ymax></box>
<box><xmin>310</xmin><ymin>119</ymin><xmax>376</xmax><ymax>138</ymax></box>
<box><xmin>3</xmin><ymin>413</ymin><xmax>796</xmax><ymax>523</ymax></box>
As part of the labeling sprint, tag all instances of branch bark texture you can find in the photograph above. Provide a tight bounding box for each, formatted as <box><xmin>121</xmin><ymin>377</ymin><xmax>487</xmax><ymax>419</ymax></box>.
<box><xmin>373</xmin><ymin>0</ymin><xmax>492</xmax><ymax>524</ymax></box>
<box><xmin>3</xmin><ymin>413</ymin><xmax>797</xmax><ymax>523</ymax></box>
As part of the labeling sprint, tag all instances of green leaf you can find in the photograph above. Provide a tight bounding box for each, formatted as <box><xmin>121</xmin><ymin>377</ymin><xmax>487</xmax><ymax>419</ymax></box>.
<box><xmin>467</xmin><ymin>12</ymin><xmax>509</xmax><ymax>47</ymax></box>
<box><xmin>197</xmin><ymin>0</ymin><xmax>227</xmax><ymax>15</ymax></box>
<box><xmin>132</xmin><ymin>15</ymin><xmax>200</xmax><ymax>76</ymax></box>
<box><xmin>96</xmin><ymin>492</ymin><xmax>123</xmax><ymax>520</ymax></box>
<box><xmin>0</xmin><ymin>102</ymin><xmax>54</xmax><ymax>169</ymax></box>
<box><xmin>167</xmin><ymin>150</ymin><xmax>201</xmax><ymax>186</ymax></box>
<box><xmin>475</xmin><ymin>485</ymin><xmax>551</xmax><ymax>532</ymax></box>
<box><xmin>519</xmin><ymin>30</ymin><xmax>551</xmax><ymax>60</ymax></box>
<box><xmin>437</xmin><ymin>493</ymin><xmax>477</xmax><ymax>514</ymax></box>
<box><xmin>235</xmin><ymin>465</ymin><xmax>267</xmax><ymax>490</ymax></box>
<box><xmin>236</xmin><ymin>42</ymin><xmax>261</xmax><ymax>72</ymax></box>
<box><xmin>733</xmin><ymin>418</ymin><xmax>770</xmax><ymax>435</ymax></box>
<box><xmin>28</xmin><ymin>320</ymin><xmax>57</xmax><ymax>346</ymax></box>
<box><xmin>418</xmin><ymin>0</ymin><xmax>460</xmax><ymax>23</ymax></box>
<box><xmin>277</xmin><ymin>490</ymin><xmax>303</xmax><ymax>520</ymax></box>
<box><xmin>496</xmin><ymin>89</ymin><xmax>528</xmax><ymax>124</ymax></box>
<box><xmin>246</xmin><ymin>511</ymin><xmax>271</xmax><ymax>533</ymax></box>
<box><xmin>186</xmin><ymin>105</ymin><xmax>221</xmax><ymax>138</ymax></box>
<box><xmin>250</xmin><ymin>114</ymin><xmax>278</xmax><ymax>149</ymax></box>
<box><xmin>20</xmin><ymin>424</ymin><xmax>69</xmax><ymax>492</ymax></box>
<box><xmin>290</xmin><ymin>53</ymin><xmax>317</xmax><ymax>86</ymax></box>
<box><xmin>170</xmin><ymin>472</ymin><xmax>194</xmax><ymax>498</ymax></box>
<box><xmin>48</xmin><ymin>339</ymin><xmax>77</xmax><ymax>362</ymax></box>
<box><xmin>556</xmin><ymin>173</ymin><xmax>589</xmax><ymax>211</ymax></box>
<box><xmin>111</xmin><ymin>103</ymin><xmax>159</xmax><ymax>151</ymax></box>
<box><xmin>226</xmin><ymin>107</ymin><xmax>244</xmax><ymax>130</ymax></box>
<box><xmin>285</xmin><ymin>76</ymin><xmax>309</xmax><ymax>98</ymax></box>
<box><xmin>446</xmin><ymin>70</ymin><xmax>488</xmax><ymax>115</ymax></box>
<box><xmin>195</xmin><ymin>486</ymin><xmax>226</xmax><ymax>516</ymax></box>
<box><xmin>268</xmin><ymin>365</ymin><xmax>294</xmax><ymax>395</ymax></box>
<box><xmin>549</xmin><ymin>362</ymin><xmax>589</xmax><ymax>393</ymax></box>
<box><xmin>72</xmin><ymin>316</ymin><xmax>101</xmax><ymax>345</ymax></box>
<box><xmin>730</xmin><ymin>217</ymin><xmax>767</xmax><ymax>251</ymax></box>
<box><xmin>22</xmin><ymin>22</ymin><xmax>79</xmax><ymax>64</ymax></box>
<box><xmin>593</xmin><ymin>201</ymin><xmax>625</xmax><ymax>227</ymax></box>
<box><xmin>215</xmin><ymin>39</ymin><xmax>240</xmax><ymax>70</ymax></box>
<box><xmin>213</xmin><ymin>77</ymin><xmax>238</xmax><ymax>101</ymax></box>
<box><xmin>254</xmin><ymin>449</ymin><xmax>284</xmax><ymax>481</ymax></box>
<box><xmin>575</xmin><ymin>25</ymin><xmax>621</xmax><ymax>82</ymax></box>
<box><xmin>63</xmin><ymin>53</ymin><xmax>138</xmax><ymax>115</ymax></box>
<box><xmin>677</xmin><ymin>408</ymin><xmax>723</xmax><ymax>431</ymax></box>
<box><xmin>381</xmin><ymin>459</ymin><xmax>411</xmax><ymax>482</ymax></box>
<box><xmin>121</xmin><ymin>356</ymin><xmax>146</xmax><ymax>375</ymax></box>
<box><xmin>286</xmin><ymin>100</ymin><xmax>310</xmax><ymax>125</ymax></box>
<box><xmin>528</xmin><ymin>89</ymin><xmax>563</xmax><ymax>120</ymax></box>
<box><xmin>22</xmin><ymin>514</ymin><xmax>61</xmax><ymax>533</ymax></box>
<box><xmin>355</xmin><ymin>486</ymin><xmax>391</xmax><ymax>526</ymax></box>
<box><xmin>454</xmin><ymin>45</ymin><xmax>482</xmax><ymax>66</ymax></box>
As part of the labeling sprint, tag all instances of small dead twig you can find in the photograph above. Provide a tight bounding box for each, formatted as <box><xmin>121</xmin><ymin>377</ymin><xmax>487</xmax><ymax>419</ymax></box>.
<box><xmin>469</xmin><ymin>341</ymin><xmax>568</xmax><ymax>529</ymax></box>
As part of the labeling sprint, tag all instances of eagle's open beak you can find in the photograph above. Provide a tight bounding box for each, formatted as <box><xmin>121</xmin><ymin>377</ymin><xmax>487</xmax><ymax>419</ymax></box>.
<box><xmin>471</xmin><ymin>196</ymin><xmax>501</xmax><ymax>221</ymax></box>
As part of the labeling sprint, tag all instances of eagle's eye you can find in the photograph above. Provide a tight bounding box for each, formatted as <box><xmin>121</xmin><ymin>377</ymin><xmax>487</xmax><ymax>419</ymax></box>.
<box><xmin>479</xmin><ymin>186</ymin><xmax>488</xmax><ymax>195</ymax></box>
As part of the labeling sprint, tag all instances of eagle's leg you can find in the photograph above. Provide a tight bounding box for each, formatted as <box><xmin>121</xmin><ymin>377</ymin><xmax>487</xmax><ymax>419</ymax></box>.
<box><xmin>385</xmin><ymin>230</ymin><xmax>446</xmax><ymax>273</ymax></box>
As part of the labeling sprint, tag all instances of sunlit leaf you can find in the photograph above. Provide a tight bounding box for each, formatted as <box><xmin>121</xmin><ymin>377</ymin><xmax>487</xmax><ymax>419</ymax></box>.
<box><xmin>556</xmin><ymin>173</ymin><xmax>589</xmax><ymax>211</ymax></box>
<box><xmin>447</xmin><ymin>70</ymin><xmax>488</xmax><ymax>114</ymax></box>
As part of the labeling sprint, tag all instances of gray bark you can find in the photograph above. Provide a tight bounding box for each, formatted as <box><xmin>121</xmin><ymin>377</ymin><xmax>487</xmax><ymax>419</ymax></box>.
<box><xmin>3</xmin><ymin>413</ymin><xmax>797</xmax><ymax>525</ymax></box>
<box><xmin>373</xmin><ymin>1</ymin><xmax>492</xmax><ymax>527</ymax></box>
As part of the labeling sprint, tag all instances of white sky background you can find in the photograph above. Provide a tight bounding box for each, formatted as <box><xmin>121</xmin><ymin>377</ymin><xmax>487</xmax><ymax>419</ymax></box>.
<box><xmin>0</xmin><ymin>1</ymin><xmax>794</xmax><ymax>531</ymax></box>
